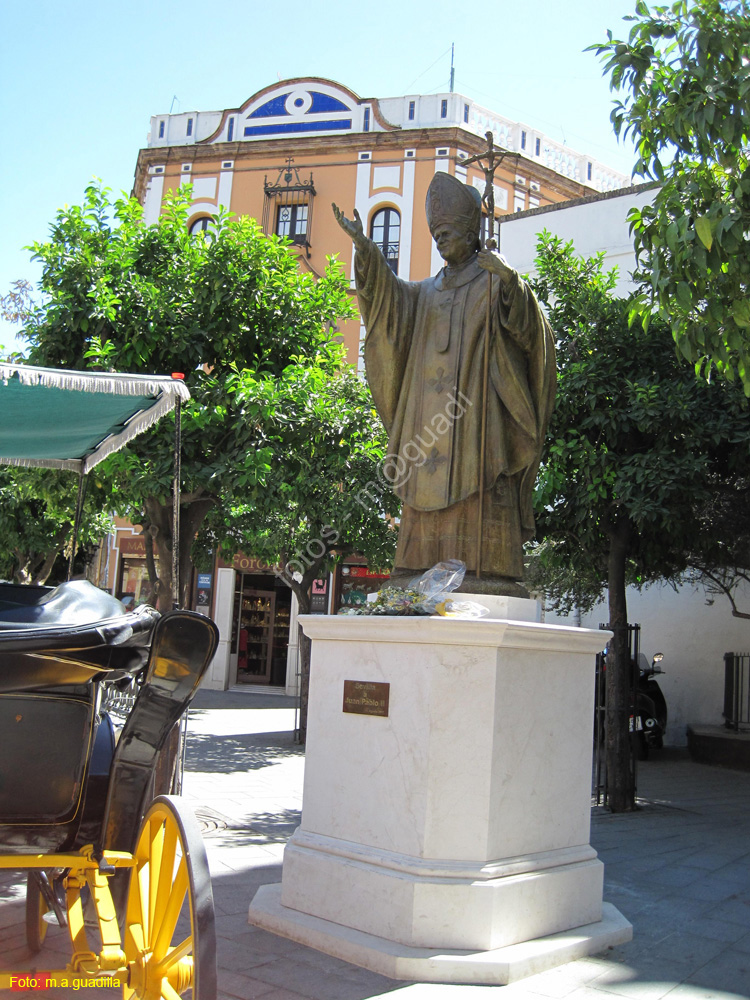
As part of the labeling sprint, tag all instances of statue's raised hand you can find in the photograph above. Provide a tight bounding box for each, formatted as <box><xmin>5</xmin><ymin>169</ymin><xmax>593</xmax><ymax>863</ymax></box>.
<box><xmin>332</xmin><ymin>204</ymin><xmax>367</xmax><ymax>249</ymax></box>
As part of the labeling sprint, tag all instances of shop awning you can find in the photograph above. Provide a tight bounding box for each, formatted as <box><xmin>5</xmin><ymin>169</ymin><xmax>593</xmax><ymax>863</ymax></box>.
<box><xmin>0</xmin><ymin>364</ymin><xmax>190</xmax><ymax>474</ymax></box>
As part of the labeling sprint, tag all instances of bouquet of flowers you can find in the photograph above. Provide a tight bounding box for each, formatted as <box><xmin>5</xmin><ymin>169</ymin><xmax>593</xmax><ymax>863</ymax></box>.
<box><xmin>339</xmin><ymin>561</ymin><xmax>488</xmax><ymax>618</ymax></box>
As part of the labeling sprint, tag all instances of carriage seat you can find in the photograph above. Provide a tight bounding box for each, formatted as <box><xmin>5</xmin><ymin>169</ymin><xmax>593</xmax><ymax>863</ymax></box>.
<box><xmin>0</xmin><ymin>582</ymin><xmax>159</xmax><ymax>694</ymax></box>
<box><xmin>0</xmin><ymin>580</ymin><xmax>127</xmax><ymax>629</ymax></box>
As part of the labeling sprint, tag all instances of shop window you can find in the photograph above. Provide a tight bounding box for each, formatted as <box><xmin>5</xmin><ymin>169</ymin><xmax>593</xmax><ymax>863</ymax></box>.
<box><xmin>118</xmin><ymin>558</ymin><xmax>156</xmax><ymax>610</ymax></box>
<box><xmin>370</xmin><ymin>207</ymin><xmax>400</xmax><ymax>274</ymax></box>
<box><xmin>232</xmin><ymin>573</ymin><xmax>292</xmax><ymax>686</ymax></box>
<box><xmin>338</xmin><ymin>566</ymin><xmax>390</xmax><ymax>611</ymax></box>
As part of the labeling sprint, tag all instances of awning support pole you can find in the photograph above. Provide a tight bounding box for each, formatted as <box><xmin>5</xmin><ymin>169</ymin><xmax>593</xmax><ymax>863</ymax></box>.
<box><xmin>67</xmin><ymin>468</ymin><xmax>87</xmax><ymax>581</ymax></box>
<box><xmin>172</xmin><ymin>396</ymin><xmax>182</xmax><ymax>610</ymax></box>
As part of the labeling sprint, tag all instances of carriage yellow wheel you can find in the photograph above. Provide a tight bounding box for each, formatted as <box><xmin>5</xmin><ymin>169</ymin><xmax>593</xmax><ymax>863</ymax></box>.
<box><xmin>25</xmin><ymin>872</ymin><xmax>49</xmax><ymax>954</ymax></box>
<box><xmin>123</xmin><ymin>796</ymin><xmax>216</xmax><ymax>1000</ymax></box>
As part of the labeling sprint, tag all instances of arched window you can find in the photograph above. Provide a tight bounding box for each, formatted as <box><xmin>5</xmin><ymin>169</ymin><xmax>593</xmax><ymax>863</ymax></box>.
<box><xmin>370</xmin><ymin>208</ymin><xmax>400</xmax><ymax>274</ymax></box>
<box><xmin>189</xmin><ymin>216</ymin><xmax>215</xmax><ymax>238</ymax></box>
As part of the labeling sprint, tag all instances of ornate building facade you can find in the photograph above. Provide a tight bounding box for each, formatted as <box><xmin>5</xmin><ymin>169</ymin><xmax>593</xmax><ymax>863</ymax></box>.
<box><xmin>132</xmin><ymin>77</ymin><xmax>628</xmax><ymax>367</ymax></box>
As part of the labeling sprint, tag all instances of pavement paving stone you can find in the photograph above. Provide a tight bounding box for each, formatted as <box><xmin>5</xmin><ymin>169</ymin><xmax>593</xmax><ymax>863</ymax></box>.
<box><xmin>661</xmin><ymin>985</ymin><xmax>750</xmax><ymax>1000</ymax></box>
<box><xmin>705</xmin><ymin>898</ymin><xmax>750</xmax><ymax>929</ymax></box>
<box><xmin>218</xmin><ymin>969</ymin><xmax>281</xmax><ymax>999</ymax></box>
<box><xmin>683</xmin><ymin>948</ymin><xmax>750</xmax><ymax>995</ymax></box>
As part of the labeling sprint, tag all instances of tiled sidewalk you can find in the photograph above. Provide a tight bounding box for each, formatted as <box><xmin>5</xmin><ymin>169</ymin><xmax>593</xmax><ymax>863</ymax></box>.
<box><xmin>1</xmin><ymin>688</ymin><xmax>749</xmax><ymax>999</ymax></box>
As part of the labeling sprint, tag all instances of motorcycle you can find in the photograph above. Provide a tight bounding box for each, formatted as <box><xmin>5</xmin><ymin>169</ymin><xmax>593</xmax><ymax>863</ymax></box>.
<box><xmin>595</xmin><ymin>644</ymin><xmax>668</xmax><ymax>759</ymax></box>
<box><xmin>631</xmin><ymin>652</ymin><xmax>668</xmax><ymax>759</ymax></box>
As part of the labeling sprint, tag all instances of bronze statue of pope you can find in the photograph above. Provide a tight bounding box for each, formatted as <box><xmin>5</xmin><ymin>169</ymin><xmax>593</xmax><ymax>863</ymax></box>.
<box><xmin>333</xmin><ymin>171</ymin><xmax>555</xmax><ymax>596</ymax></box>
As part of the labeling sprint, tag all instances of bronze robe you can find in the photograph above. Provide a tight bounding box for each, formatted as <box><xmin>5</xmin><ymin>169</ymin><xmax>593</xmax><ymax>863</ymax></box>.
<box><xmin>355</xmin><ymin>240</ymin><xmax>556</xmax><ymax>577</ymax></box>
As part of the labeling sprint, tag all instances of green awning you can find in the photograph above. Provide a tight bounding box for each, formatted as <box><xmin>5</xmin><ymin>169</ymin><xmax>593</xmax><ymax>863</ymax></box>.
<box><xmin>0</xmin><ymin>364</ymin><xmax>190</xmax><ymax>474</ymax></box>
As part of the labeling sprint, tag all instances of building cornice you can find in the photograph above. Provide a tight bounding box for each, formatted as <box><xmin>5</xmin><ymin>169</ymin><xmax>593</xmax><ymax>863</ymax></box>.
<box><xmin>132</xmin><ymin>126</ymin><xmax>598</xmax><ymax>206</ymax></box>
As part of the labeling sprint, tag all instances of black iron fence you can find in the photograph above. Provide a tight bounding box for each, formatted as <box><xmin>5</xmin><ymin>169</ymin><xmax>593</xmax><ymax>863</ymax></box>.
<box><xmin>723</xmin><ymin>652</ymin><xmax>750</xmax><ymax>732</ymax></box>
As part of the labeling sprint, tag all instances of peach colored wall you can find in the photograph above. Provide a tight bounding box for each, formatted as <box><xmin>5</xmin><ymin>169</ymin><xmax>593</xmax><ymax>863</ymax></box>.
<box><xmin>135</xmin><ymin>133</ymin><xmax>591</xmax><ymax>365</ymax></box>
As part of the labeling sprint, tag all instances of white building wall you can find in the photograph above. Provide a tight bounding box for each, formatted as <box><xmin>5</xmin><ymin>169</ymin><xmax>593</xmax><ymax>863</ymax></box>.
<box><xmin>544</xmin><ymin>580</ymin><xmax>750</xmax><ymax>747</ymax></box>
<box><xmin>497</xmin><ymin>185</ymin><xmax>657</xmax><ymax>295</ymax></box>
<box><xmin>202</xmin><ymin>566</ymin><xmax>235</xmax><ymax>690</ymax></box>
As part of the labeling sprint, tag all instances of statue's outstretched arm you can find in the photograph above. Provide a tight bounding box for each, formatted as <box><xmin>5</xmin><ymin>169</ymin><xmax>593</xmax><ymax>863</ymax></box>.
<box><xmin>332</xmin><ymin>204</ymin><xmax>368</xmax><ymax>251</ymax></box>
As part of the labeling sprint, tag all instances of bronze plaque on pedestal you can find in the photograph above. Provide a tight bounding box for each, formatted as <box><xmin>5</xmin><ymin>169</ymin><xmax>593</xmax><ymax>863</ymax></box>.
<box><xmin>343</xmin><ymin>680</ymin><xmax>390</xmax><ymax>717</ymax></box>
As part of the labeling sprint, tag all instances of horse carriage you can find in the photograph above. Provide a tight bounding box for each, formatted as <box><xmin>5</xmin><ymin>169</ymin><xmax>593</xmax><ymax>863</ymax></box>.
<box><xmin>0</xmin><ymin>363</ymin><xmax>219</xmax><ymax>998</ymax></box>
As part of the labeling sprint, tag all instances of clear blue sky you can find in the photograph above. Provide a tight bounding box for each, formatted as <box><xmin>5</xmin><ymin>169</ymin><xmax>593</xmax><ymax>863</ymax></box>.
<box><xmin>0</xmin><ymin>0</ymin><xmax>638</xmax><ymax>355</ymax></box>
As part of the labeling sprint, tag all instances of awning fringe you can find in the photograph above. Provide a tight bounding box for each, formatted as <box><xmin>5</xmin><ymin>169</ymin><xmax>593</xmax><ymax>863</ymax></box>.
<box><xmin>0</xmin><ymin>363</ymin><xmax>191</xmax><ymax>401</ymax></box>
<box><xmin>0</xmin><ymin>364</ymin><xmax>191</xmax><ymax>472</ymax></box>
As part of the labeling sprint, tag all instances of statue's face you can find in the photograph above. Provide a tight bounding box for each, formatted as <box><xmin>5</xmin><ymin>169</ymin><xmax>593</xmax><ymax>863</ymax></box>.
<box><xmin>432</xmin><ymin>223</ymin><xmax>476</xmax><ymax>267</ymax></box>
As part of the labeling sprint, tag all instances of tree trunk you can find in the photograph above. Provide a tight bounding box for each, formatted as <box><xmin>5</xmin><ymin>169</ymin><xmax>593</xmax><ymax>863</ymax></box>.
<box><xmin>286</xmin><ymin>552</ymin><xmax>331</xmax><ymax>745</ymax></box>
<box><xmin>142</xmin><ymin>524</ymin><xmax>160</xmax><ymax>607</ymax></box>
<box><xmin>605</xmin><ymin>515</ymin><xmax>636</xmax><ymax>813</ymax></box>
<box><xmin>14</xmin><ymin>524</ymin><xmax>70</xmax><ymax>586</ymax></box>
<box><xmin>143</xmin><ymin>495</ymin><xmax>213</xmax><ymax>611</ymax></box>
<box><xmin>178</xmin><ymin>498</ymin><xmax>213</xmax><ymax>608</ymax></box>
<box><xmin>31</xmin><ymin>532</ymin><xmax>68</xmax><ymax>585</ymax></box>
<box><xmin>144</xmin><ymin>498</ymin><xmax>173</xmax><ymax>610</ymax></box>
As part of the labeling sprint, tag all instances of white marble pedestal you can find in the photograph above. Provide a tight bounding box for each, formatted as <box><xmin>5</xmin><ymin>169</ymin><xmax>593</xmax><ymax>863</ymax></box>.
<box><xmin>248</xmin><ymin>611</ymin><xmax>632</xmax><ymax>984</ymax></box>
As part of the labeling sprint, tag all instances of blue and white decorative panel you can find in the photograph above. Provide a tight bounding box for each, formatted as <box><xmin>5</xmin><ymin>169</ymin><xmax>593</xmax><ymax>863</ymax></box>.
<box><xmin>243</xmin><ymin>86</ymin><xmax>356</xmax><ymax>139</ymax></box>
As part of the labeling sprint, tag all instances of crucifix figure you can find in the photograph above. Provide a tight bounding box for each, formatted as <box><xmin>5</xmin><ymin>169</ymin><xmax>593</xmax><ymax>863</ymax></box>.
<box><xmin>333</xmin><ymin>160</ymin><xmax>555</xmax><ymax>597</ymax></box>
<box><xmin>461</xmin><ymin>130</ymin><xmax>506</xmax><ymax>245</ymax></box>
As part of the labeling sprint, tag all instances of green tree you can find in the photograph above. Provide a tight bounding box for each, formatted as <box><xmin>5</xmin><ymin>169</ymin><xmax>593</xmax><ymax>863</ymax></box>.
<box><xmin>20</xmin><ymin>182</ymin><xmax>355</xmax><ymax>607</ymax></box>
<box><xmin>529</xmin><ymin>233</ymin><xmax>750</xmax><ymax>811</ymax></box>
<box><xmin>0</xmin><ymin>467</ymin><xmax>113</xmax><ymax>585</ymax></box>
<box><xmin>200</xmin><ymin>354</ymin><xmax>399</xmax><ymax>740</ymax></box>
<box><xmin>591</xmin><ymin>0</ymin><xmax>750</xmax><ymax>391</ymax></box>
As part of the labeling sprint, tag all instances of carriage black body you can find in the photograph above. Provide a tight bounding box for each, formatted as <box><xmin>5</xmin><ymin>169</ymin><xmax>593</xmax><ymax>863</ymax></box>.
<box><xmin>0</xmin><ymin>581</ymin><xmax>219</xmax><ymax>997</ymax></box>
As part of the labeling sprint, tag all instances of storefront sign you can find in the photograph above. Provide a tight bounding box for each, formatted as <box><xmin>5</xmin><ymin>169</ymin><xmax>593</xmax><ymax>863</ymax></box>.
<box><xmin>342</xmin><ymin>680</ymin><xmax>390</xmax><ymax>718</ymax></box>
<box><xmin>197</xmin><ymin>573</ymin><xmax>212</xmax><ymax>588</ymax></box>
<box><xmin>223</xmin><ymin>554</ymin><xmax>279</xmax><ymax>573</ymax></box>
<box><xmin>310</xmin><ymin>577</ymin><xmax>328</xmax><ymax>613</ymax></box>
<box><xmin>119</xmin><ymin>535</ymin><xmax>147</xmax><ymax>556</ymax></box>
<box><xmin>344</xmin><ymin>566</ymin><xmax>389</xmax><ymax>580</ymax></box>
